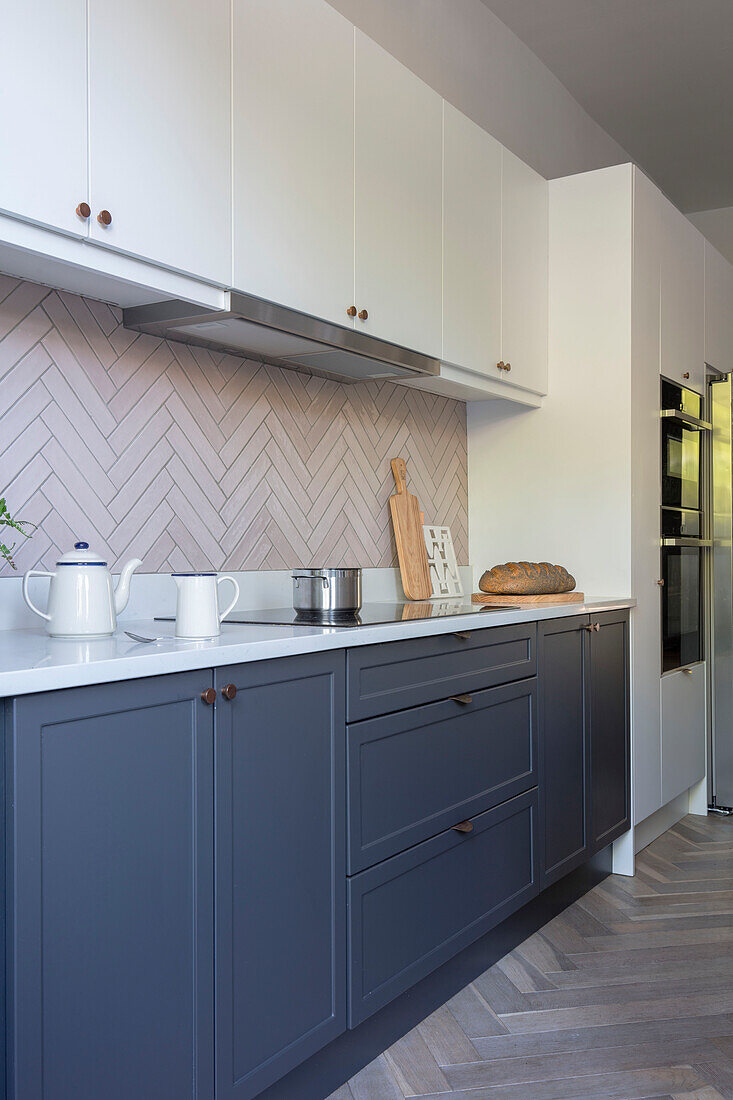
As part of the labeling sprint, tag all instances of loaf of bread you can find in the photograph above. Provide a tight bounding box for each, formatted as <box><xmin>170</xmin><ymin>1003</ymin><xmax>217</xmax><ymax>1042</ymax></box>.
<box><xmin>478</xmin><ymin>562</ymin><xmax>576</xmax><ymax>595</ymax></box>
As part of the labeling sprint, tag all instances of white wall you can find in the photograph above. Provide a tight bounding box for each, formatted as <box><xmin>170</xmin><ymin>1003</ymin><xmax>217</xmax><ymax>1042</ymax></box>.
<box><xmin>467</xmin><ymin>165</ymin><xmax>634</xmax><ymax>597</ymax></box>
<box><xmin>327</xmin><ymin>0</ymin><xmax>629</xmax><ymax>182</ymax></box>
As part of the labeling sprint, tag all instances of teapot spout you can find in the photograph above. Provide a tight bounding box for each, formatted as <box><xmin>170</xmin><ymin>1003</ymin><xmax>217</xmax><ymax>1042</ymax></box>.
<box><xmin>114</xmin><ymin>558</ymin><xmax>142</xmax><ymax>614</ymax></box>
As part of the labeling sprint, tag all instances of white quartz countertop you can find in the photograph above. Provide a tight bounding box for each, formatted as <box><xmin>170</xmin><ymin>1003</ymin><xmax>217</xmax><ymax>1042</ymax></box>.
<box><xmin>0</xmin><ymin>598</ymin><xmax>635</xmax><ymax>698</ymax></box>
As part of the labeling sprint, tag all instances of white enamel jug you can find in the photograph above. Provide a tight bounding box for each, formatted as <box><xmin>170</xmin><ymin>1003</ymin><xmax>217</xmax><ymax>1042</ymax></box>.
<box><xmin>23</xmin><ymin>542</ymin><xmax>142</xmax><ymax>638</ymax></box>
<box><xmin>173</xmin><ymin>572</ymin><xmax>239</xmax><ymax>639</ymax></box>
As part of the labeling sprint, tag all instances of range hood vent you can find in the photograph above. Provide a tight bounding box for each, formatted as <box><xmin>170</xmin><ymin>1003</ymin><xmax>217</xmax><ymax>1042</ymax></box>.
<box><xmin>123</xmin><ymin>292</ymin><xmax>440</xmax><ymax>384</ymax></box>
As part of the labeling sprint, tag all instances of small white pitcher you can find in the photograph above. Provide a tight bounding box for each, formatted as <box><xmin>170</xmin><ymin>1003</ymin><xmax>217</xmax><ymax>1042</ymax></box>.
<box><xmin>172</xmin><ymin>572</ymin><xmax>239</xmax><ymax>639</ymax></box>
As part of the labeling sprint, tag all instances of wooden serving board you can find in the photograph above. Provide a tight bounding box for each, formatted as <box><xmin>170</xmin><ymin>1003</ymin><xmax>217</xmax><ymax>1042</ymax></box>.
<box><xmin>472</xmin><ymin>591</ymin><xmax>585</xmax><ymax>605</ymax></box>
<box><xmin>388</xmin><ymin>457</ymin><xmax>432</xmax><ymax>601</ymax></box>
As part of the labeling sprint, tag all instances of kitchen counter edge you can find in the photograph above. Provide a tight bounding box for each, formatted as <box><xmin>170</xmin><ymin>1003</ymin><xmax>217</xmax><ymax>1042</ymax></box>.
<box><xmin>0</xmin><ymin>598</ymin><xmax>635</xmax><ymax>698</ymax></box>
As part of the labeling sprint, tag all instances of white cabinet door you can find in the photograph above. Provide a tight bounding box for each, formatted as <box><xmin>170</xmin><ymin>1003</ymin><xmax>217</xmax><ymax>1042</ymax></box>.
<box><xmin>661</xmin><ymin>201</ymin><xmax>705</xmax><ymax>393</ymax></box>
<box><xmin>88</xmin><ymin>0</ymin><xmax>231</xmax><ymax>285</ymax></box>
<box><xmin>442</xmin><ymin>103</ymin><xmax>502</xmax><ymax>376</ymax></box>
<box><xmin>500</xmin><ymin>148</ymin><xmax>548</xmax><ymax>396</ymax></box>
<box><xmin>354</xmin><ymin>32</ymin><xmax>442</xmax><ymax>358</ymax></box>
<box><xmin>0</xmin><ymin>0</ymin><xmax>88</xmax><ymax>237</ymax></box>
<box><xmin>705</xmin><ymin>241</ymin><xmax>733</xmax><ymax>376</ymax></box>
<box><xmin>661</xmin><ymin>663</ymin><xmax>706</xmax><ymax>805</ymax></box>
<box><xmin>232</xmin><ymin>0</ymin><xmax>354</xmax><ymax>326</ymax></box>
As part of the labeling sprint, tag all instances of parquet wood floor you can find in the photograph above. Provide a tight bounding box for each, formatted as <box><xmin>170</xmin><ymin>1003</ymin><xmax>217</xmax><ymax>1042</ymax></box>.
<box><xmin>328</xmin><ymin>814</ymin><xmax>733</xmax><ymax>1099</ymax></box>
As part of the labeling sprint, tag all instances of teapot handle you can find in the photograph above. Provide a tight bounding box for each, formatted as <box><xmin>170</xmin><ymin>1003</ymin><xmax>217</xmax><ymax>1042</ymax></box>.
<box><xmin>22</xmin><ymin>570</ymin><xmax>54</xmax><ymax>621</ymax></box>
<box><xmin>217</xmin><ymin>576</ymin><xmax>240</xmax><ymax>623</ymax></box>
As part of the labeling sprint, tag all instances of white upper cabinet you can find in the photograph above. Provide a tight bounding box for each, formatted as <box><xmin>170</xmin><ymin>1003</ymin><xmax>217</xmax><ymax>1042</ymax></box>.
<box><xmin>500</xmin><ymin>148</ymin><xmax>549</xmax><ymax>396</ymax></box>
<box><xmin>354</xmin><ymin>32</ymin><xmax>443</xmax><ymax>359</ymax></box>
<box><xmin>660</xmin><ymin>200</ymin><xmax>705</xmax><ymax>393</ymax></box>
<box><xmin>705</xmin><ymin>241</ymin><xmax>733</xmax><ymax>376</ymax></box>
<box><xmin>442</xmin><ymin>104</ymin><xmax>502</xmax><ymax>376</ymax></box>
<box><xmin>88</xmin><ymin>0</ymin><xmax>231</xmax><ymax>285</ymax></box>
<box><xmin>232</xmin><ymin>0</ymin><xmax>355</xmax><ymax>326</ymax></box>
<box><xmin>0</xmin><ymin>0</ymin><xmax>88</xmax><ymax>237</ymax></box>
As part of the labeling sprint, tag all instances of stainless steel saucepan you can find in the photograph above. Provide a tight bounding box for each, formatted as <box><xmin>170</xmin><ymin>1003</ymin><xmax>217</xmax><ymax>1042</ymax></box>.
<box><xmin>292</xmin><ymin>567</ymin><xmax>362</xmax><ymax>619</ymax></box>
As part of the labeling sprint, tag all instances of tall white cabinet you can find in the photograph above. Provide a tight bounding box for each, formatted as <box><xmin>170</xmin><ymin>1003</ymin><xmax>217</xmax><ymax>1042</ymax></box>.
<box><xmin>354</xmin><ymin>32</ymin><xmax>443</xmax><ymax>359</ymax></box>
<box><xmin>660</xmin><ymin>197</ymin><xmax>705</xmax><ymax>394</ymax></box>
<box><xmin>232</xmin><ymin>0</ymin><xmax>355</xmax><ymax>326</ymax></box>
<box><xmin>500</xmin><ymin>149</ymin><xmax>549</xmax><ymax>397</ymax></box>
<box><xmin>705</xmin><ymin>240</ymin><xmax>733</xmax><ymax>375</ymax></box>
<box><xmin>88</xmin><ymin>0</ymin><xmax>231</xmax><ymax>284</ymax></box>
<box><xmin>442</xmin><ymin>105</ymin><xmax>502</xmax><ymax>377</ymax></box>
<box><xmin>0</xmin><ymin>0</ymin><xmax>88</xmax><ymax>237</ymax></box>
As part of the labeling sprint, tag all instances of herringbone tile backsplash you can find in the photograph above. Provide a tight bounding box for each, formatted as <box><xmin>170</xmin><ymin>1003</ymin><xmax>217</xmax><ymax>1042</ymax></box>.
<box><xmin>0</xmin><ymin>276</ymin><xmax>468</xmax><ymax>576</ymax></box>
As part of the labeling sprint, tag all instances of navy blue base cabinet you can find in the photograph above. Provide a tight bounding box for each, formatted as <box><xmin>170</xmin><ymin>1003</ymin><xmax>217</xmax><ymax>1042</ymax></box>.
<box><xmin>6</xmin><ymin>672</ymin><xmax>215</xmax><ymax>1100</ymax></box>
<box><xmin>588</xmin><ymin>611</ymin><xmax>631</xmax><ymax>850</ymax></box>
<box><xmin>213</xmin><ymin>652</ymin><xmax>346</xmax><ymax>1100</ymax></box>
<box><xmin>539</xmin><ymin>610</ymin><xmax>631</xmax><ymax>888</ymax></box>
<box><xmin>0</xmin><ymin>613</ymin><xmax>629</xmax><ymax>1100</ymax></box>
<box><xmin>538</xmin><ymin>615</ymin><xmax>590</xmax><ymax>887</ymax></box>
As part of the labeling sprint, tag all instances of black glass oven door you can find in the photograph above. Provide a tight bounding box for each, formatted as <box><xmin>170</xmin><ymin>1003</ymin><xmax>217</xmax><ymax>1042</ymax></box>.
<box><xmin>662</xmin><ymin>544</ymin><xmax>702</xmax><ymax>673</ymax></box>
<box><xmin>661</xmin><ymin>419</ymin><xmax>702</xmax><ymax>510</ymax></box>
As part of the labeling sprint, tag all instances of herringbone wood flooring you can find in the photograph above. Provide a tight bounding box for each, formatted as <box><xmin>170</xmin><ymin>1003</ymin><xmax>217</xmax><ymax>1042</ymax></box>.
<box><xmin>330</xmin><ymin>814</ymin><xmax>733</xmax><ymax>1099</ymax></box>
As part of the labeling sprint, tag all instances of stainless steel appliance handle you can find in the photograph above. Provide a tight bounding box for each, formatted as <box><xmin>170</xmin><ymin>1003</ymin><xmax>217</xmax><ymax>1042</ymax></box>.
<box><xmin>660</xmin><ymin>409</ymin><xmax>712</xmax><ymax>432</ymax></box>
<box><xmin>660</xmin><ymin>537</ymin><xmax>713</xmax><ymax>547</ymax></box>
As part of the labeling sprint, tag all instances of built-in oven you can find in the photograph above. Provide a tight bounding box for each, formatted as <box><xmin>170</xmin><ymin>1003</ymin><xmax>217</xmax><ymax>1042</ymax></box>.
<box><xmin>660</xmin><ymin>379</ymin><xmax>711</xmax><ymax>673</ymax></box>
<box><xmin>660</xmin><ymin>379</ymin><xmax>708</xmax><ymax>509</ymax></box>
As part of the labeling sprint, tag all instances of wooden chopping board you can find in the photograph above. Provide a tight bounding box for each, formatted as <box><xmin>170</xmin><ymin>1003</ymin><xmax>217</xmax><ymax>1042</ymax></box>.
<box><xmin>389</xmin><ymin>457</ymin><xmax>432</xmax><ymax>601</ymax></box>
<box><xmin>472</xmin><ymin>591</ymin><xmax>585</xmax><ymax>605</ymax></box>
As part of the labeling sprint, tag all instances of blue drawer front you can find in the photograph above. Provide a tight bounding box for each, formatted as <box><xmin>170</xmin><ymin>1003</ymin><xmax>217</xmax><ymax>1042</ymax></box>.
<box><xmin>347</xmin><ymin>622</ymin><xmax>536</xmax><ymax>721</ymax></box>
<box><xmin>348</xmin><ymin>789</ymin><xmax>538</xmax><ymax>1026</ymax></box>
<box><xmin>348</xmin><ymin>678</ymin><xmax>537</xmax><ymax>872</ymax></box>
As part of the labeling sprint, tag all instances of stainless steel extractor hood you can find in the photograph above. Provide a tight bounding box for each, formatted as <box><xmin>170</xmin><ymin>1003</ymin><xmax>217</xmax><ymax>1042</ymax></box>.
<box><xmin>122</xmin><ymin>292</ymin><xmax>440</xmax><ymax>384</ymax></box>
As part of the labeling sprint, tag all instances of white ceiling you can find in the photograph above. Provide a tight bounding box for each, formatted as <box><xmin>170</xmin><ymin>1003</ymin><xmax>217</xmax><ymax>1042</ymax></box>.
<box><xmin>478</xmin><ymin>0</ymin><xmax>733</xmax><ymax>213</ymax></box>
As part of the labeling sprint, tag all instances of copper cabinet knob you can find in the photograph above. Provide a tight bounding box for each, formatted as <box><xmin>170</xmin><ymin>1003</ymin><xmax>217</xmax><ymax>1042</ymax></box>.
<box><xmin>682</xmin><ymin>372</ymin><xmax>690</xmax><ymax>380</ymax></box>
<box><xmin>201</xmin><ymin>688</ymin><xmax>216</xmax><ymax>705</ymax></box>
<box><xmin>346</xmin><ymin>305</ymin><xmax>357</xmax><ymax>317</ymax></box>
<box><xmin>657</xmin><ymin>579</ymin><xmax>665</xmax><ymax>586</ymax></box>
<box><xmin>76</xmin><ymin>202</ymin><xmax>91</xmax><ymax>219</ymax></box>
<box><xmin>452</xmin><ymin>820</ymin><xmax>474</xmax><ymax>834</ymax></box>
<box><xmin>505</xmin><ymin>362</ymin><xmax>511</xmax><ymax>372</ymax></box>
<box><xmin>358</xmin><ymin>309</ymin><xmax>368</xmax><ymax>320</ymax></box>
<box><xmin>97</xmin><ymin>209</ymin><xmax>112</xmax><ymax>227</ymax></box>
<box><xmin>497</xmin><ymin>361</ymin><xmax>505</xmax><ymax>371</ymax></box>
<box><xmin>221</xmin><ymin>683</ymin><xmax>237</xmax><ymax>701</ymax></box>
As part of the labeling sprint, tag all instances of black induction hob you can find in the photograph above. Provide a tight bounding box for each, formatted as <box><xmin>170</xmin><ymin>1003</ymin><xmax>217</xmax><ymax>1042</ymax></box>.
<box><xmin>204</xmin><ymin>601</ymin><xmax>517</xmax><ymax>628</ymax></box>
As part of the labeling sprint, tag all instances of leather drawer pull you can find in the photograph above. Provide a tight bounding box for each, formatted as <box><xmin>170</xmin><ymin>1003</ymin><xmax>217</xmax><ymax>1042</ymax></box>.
<box><xmin>450</xmin><ymin>693</ymin><xmax>473</xmax><ymax>705</ymax></box>
<box><xmin>452</xmin><ymin>820</ymin><xmax>474</xmax><ymax>833</ymax></box>
<box><xmin>452</xmin><ymin>631</ymin><xmax>471</xmax><ymax>640</ymax></box>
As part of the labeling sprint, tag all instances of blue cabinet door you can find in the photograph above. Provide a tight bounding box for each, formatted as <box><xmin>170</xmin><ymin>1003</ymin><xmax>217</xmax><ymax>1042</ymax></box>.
<box><xmin>538</xmin><ymin>615</ymin><xmax>590</xmax><ymax>887</ymax></box>
<box><xmin>588</xmin><ymin>610</ymin><xmax>631</xmax><ymax>850</ymax></box>
<box><xmin>7</xmin><ymin>672</ymin><xmax>215</xmax><ymax>1100</ymax></box>
<box><xmin>214</xmin><ymin>652</ymin><xmax>346</xmax><ymax>1099</ymax></box>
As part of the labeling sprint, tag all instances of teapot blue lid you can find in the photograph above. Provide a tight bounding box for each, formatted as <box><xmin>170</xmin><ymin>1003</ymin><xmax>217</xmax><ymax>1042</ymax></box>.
<box><xmin>57</xmin><ymin>541</ymin><xmax>107</xmax><ymax>567</ymax></box>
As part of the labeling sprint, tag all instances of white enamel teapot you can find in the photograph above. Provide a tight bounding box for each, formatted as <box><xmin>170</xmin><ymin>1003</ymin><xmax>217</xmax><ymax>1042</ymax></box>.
<box><xmin>23</xmin><ymin>542</ymin><xmax>142</xmax><ymax>638</ymax></box>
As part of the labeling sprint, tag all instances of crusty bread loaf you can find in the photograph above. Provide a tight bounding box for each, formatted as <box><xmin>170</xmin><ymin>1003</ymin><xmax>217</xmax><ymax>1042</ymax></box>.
<box><xmin>478</xmin><ymin>562</ymin><xmax>576</xmax><ymax>595</ymax></box>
